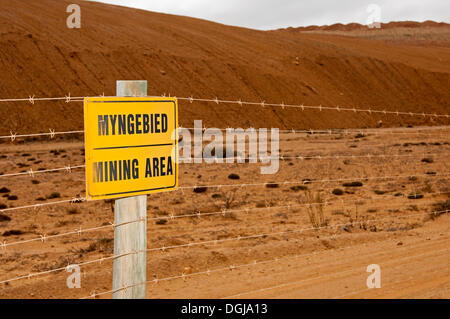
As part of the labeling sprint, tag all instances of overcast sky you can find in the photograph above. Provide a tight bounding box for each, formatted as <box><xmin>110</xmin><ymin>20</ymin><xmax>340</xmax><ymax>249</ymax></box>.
<box><xmin>90</xmin><ymin>0</ymin><xmax>450</xmax><ymax>30</ymax></box>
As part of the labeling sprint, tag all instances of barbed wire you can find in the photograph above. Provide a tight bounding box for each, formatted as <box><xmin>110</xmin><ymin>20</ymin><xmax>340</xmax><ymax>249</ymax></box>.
<box><xmin>1</xmin><ymin>209</ymin><xmax>446</xmax><ymax>287</ymax></box>
<box><xmin>1</xmin><ymin>94</ymin><xmax>449</xmax><ymax>118</ymax></box>
<box><xmin>186</xmin><ymin>152</ymin><xmax>450</xmax><ymax>162</ymax></box>
<box><xmin>0</xmin><ymin>130</ymin><xmax>84</xmax><ymax>140</ymax></box>
<box><xmin>3</xmin><ymin>192</ymin><xmax>446</xmax><ymax>250</ymax></box>
<box><xmin>144</xmin><ymin>210</ymin><xmax>449</xmax><ymax>254</ymax></box>
<box><xmin>81</xmin><ymin>231</ymin><xmax>449</xmax><ymax>299</ymax></box>
<box><xmin>1</xmin><ymin>172</ymin><xmax>448</xmax><ymax>214</ymax></box>
<box><xmin>175</xmin><ymin>96</ymin><xmax>450</xmax><ymax>118</ymax></box>
<box><xmin>2</xmin><ymin>151</ymin><xmax>449</xmax><ymax>179</ymax></box>
<box><xmin>177</xmin><ymin>172</ymin><xmax>450</xmax><ymax>191</ymax></box>
<box><xmin>0</xmin><ymin>197</ymin><xmax>86</xmax><ymax>213</ymax></box>
<box><xmin>0</xmin><ymin>95</ymin><xmax>85</xmax><ymax>104</ymax></box>
<box><xmin>1</xmin><ymin>125</ymin><xmax>449</xmax><ymax>141</ymax></box>
<box><xmin>0</xmin><ymin>165</ymin><xmax>85</xmax><ymax>178</ymax></box>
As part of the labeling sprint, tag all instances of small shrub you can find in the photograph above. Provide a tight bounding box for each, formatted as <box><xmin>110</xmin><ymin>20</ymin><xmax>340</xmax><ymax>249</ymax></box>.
<box><xmin>91</xmin><ymin>238</ymin><xmax>113</xmax><ymax>253</ymax></box>
<box><xmin>7</xmin><ymin>195</ymin><xmax>18</xmax><ymax>200</ymax></box>
<box><xmin>156</xmin><ymin>219</ymin><xmax>168</xmax><ymax>225</ymax></box>
<box><xmin>421</xmin><ymin>158</ymin><xmax>434</xmax><ymax>163</ymax></box>
<box><xmin>2</xmin><ymin>230</ymin><xmax>24</xmax><ymax>236</ymax></box>
<box><xmin>0</xmin><ymin>214</ymin><xmax>11</xmax><ymax>222</ymax></box>
<box><xmin>31</xmin><ymin>180</ymin><xmax>40</xmax><ymax>184</ymax></box>
<box><xmin>265</xmin><ymin>183</ymin><xmax>279</xmax><ymax>189</ymax></box>
<box><xmin>47</xmin><ymin>192</ymin><xmax>61</xmax><ymax>199</ymax></box>
<box><xmin>0</xmin><ymin>187</ymin><xmax>10</xmax><ymax>193</ymax></box>
<box><xmin>228</xmin><ymin>173</ymin><xmax>240</xmax><ymax>180</ymax></box>
<box><xmin>434</xmin><ymin>199</ymin><xmax>450</xmax><ymax>211</ymax></box>
<box><xmin>193</xmin><ymin>187</ymin><xmax>207</xmax><ymax>194</ymax></box>
<box><xmin>67</xmin><ymin>208</ymin><xmax>79</xmax><ymax>215</ymax></box>
<box><xmin>304</xmin><ymin>191</ymin><xmax>327</xmax><ymax>229</ymax></box>
<box><xmin>290</xmin><ymin>185</ymin><xmax>308</xmax><ymax>192</ymax></box>
<box><xmin>343</xmin><ymin>181</ymin><xmax>363</xmax><ymax>187</ymax></box>
<box><xmin>374</xmin><ymin>190</ymin><xmax>386</xmax><ymax>195</ymax></box>
<box><xmin>332</xmin><ymin>188</ymin><xmax>344</xmax><ymax>196</ymax></box>
<box><xmin>408</xmin><ymin>193</ymin><xmax>424</xmax><ymax>199</ymax></box>
<box><xmin>429</xmin><ymin>200</ymin><xmax>450</xmax><ymax>220</ymax></box>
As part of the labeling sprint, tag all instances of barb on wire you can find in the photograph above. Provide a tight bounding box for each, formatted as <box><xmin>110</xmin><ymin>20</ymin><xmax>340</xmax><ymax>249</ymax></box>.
<box><xmin>0</xmin><ymin>130</ymin><xmax>84</xmax><ymax>140</ymax></box>
<box><xmin>0</xmin><ymin>165</ymin><xmax>85</xmax><ymax>178</ymax></box>
<box><xmin>0</xmin><ymin>95</ymin><xmax>85</xmax><ymax>103</ymax></box>
<box><xmin>176</xmin><ymin>97</ymin><xmax>450</xmax><ymax>118</ymax></box>
<box><xmin>0</xmin><ymin>197</ymin><xmax>86</xmax><ymax>213</ymax></box>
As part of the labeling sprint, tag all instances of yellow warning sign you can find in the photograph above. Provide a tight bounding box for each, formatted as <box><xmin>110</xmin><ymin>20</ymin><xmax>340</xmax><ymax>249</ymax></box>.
<box><xmin>84</xmin><ymin>97</ymin><xmax>178</xmax><ymax>201</ymax></box>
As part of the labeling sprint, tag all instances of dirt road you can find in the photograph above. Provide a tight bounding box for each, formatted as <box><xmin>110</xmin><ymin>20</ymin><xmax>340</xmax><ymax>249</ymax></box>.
<box><xmin>146</xmin><ymin>215</ymin><xmax>449</xmax><ymax>299</ymax></box>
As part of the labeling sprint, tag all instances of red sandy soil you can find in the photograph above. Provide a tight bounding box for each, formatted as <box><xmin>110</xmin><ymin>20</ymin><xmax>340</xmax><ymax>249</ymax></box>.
<box><xmin>0</xmin><ymin>128</ymin><xmax>449</xmax><ymax>299</ymax></box>
<box><xmin>0</xmin><ymin>0</ymin><xmax>449</xmax><ymax>135</ymax></box>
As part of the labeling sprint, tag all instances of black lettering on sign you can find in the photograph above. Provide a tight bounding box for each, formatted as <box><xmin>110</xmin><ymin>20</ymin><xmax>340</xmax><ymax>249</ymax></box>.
<box><xmin>162</xmin><ymin>114</ymin><xmax>168</xmax><ymax>133</ymax></box>
<box><xmin>92</xmin><ymin>159</ymin><xmax>141</xmax><ymax>183</ymax></box>
<box><xmin>145</xmin><ymin>158</ymin><xmax>152</xmax><ymax>178</ymax></box>
<box><xmin>109</xmin><ymin>115</ymin><xmax>117</xmax><ymax>135</ymax></box>
<box><xmin>109</xmin><ymin>161</ymin><xmax>117</xmax><ymax>182</ymax></box>
<box><xmin>153</xmin><ymin>157</ymin><xmax>159</xmax><ymax>177</ymax></box>
<box><xmin>98</xmin><ymin>115</ymin><xmax>109</xmax><ymax>136</ymax></box>
<box><xmin>132</xmin><ymin>159</ymin><xmax>139</xmax><ymax>179</ymax></box>
<box><xmin>154</xmin><ymin>114</ymin><xmax>160</xmax><ymax>133</ymax></box>
<box><xmin>135</xmin><ymin>114</ymin><xmax>142</xmax><ymax>134</ymax></box>
<box><xmin>118</xmin><ymin>115</ymin><xmax>126</xmax><ymax>135</ymax></box>
<box><xmin>127</xmin><ymin>114</ymin><xmax>135</xmax><ymax>134</ymax></box>
<box><xmin>167</xmin><ymin>157</ymin><xmax>173</xmax><ymax>175</ymax></box>
<box><xmin>160</xmin><ymin>157</ymin><xmax>166</xmax><ymax>176</ymax></box>
<box><xmin>93</xmin><ymin>162</ymin><xmax>103</xmax><ymax>182</ymax></box>
<box><xmin>150</xmin><ymin>114</ymin><xmax>154</xmax><ymax>133</ymax></box>
<box><xmin>123</xmin><ymin>160</ymin><xmax>131</xmax><ymax>180</ymax></box>
<box><xmin>104</xmin><ymin>161</ymin><xmax>109</xmax><ymax>182</ymax></box>
<box><xmin>143</xmin><ymin>114</ymin><xmax>150</xmax><ymax>133</ymax></box>
<box><xmin>144</xmin><ymin>157</ymin><xmax>174</xmax><ymax>179</ymax></box>
<box><xmin>97</xmin><ymin>113</ymin><xmax>170</xmax><ymax>136</ymax></box>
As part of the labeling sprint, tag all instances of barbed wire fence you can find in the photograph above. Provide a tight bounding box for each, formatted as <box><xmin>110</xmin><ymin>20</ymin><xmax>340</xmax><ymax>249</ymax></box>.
<box><xmin>0</xmin><ymin>93</ymin><xmax>449</xmax><ymax>299</ymax></box>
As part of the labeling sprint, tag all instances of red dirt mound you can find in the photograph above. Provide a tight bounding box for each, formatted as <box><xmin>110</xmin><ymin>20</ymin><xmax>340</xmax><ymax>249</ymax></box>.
<box><xmin>0</xmin><ymin>0</ymin><xmax>449</xmax><ymax>135</ymax></box>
